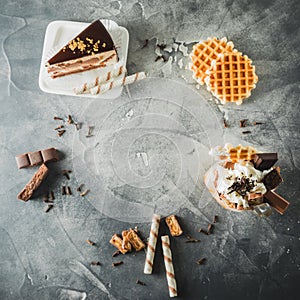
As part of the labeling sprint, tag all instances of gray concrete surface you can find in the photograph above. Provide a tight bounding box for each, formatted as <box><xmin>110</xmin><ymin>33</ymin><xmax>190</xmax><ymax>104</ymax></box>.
<box><xmin>0</xmin><ymin>0</ymin><xmax>299</xmax><ymax>299</ymax></box>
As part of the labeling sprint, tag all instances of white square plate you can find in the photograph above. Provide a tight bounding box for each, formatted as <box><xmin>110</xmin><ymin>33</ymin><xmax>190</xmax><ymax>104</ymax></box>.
<box><xmin>39</xmin><ymin>20</ymin><xmax>129</xmax><ymax>99</ymax></box>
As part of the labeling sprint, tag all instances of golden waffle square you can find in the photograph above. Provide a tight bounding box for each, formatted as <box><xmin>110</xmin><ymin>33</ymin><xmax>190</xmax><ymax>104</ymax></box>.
<box><xmin>189</xmin><ymin>37</ymin><xmax>234</xmax><ymax>85</ymax></box>
<box><xmin>205</xmin><ymin>52</ymin><xmax>258</xmax><ymax>105</ymax></box>
<box><xmin>225</xmin><ymin>144</ymin><xmax>258</xmax><ymax>162</ymax></box>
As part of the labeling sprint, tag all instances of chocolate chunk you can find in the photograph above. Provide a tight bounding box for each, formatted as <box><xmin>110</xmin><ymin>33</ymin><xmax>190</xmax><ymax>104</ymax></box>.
<box><xmin>252</xmin><ymin>153</ymin><xmax>278</xmax><ymax>171</ymax></box>
<box><xmin>16</xmin><ymin>148</ymin><xmax>59</xmax><ymax>168</ymax></box>
<box><xmin>41</xmin><ymin>148</ymin><xmax>59</xmax><ymax>163</ymax></box>
<box><xmin>15</xmin><ymin>154</ymin><xmax>30</xmax><ymax>169</ymax></box>
<box><xmin>263</xmin><ymin>168</ymin><xmax>283</xmax><ymax>190</ymax></box>
<box><xmin>18</xmin><ymin>164</ymin><xmax>49</xmax><ymax>201</ymax></box>
<box><xmin>28</xmin><ymin>151</ymin><xmax>43</xmax><ymax>166</ymax></box>
<box><xmin>264</xmin><ymin>190</ymin><xmax>290</xmax><ymax>215</ymax></box>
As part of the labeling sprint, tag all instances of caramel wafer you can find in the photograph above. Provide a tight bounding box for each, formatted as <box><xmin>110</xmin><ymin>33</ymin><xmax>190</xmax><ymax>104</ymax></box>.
<box><xmin>189</xmin><ymin>37</ymin><xmax>234</xmax><ymax>85</ymax></box>
<box><xmin>205</xmin><ymin>52</ymin><xmax>258</xmax><ymax>105</ymax></box>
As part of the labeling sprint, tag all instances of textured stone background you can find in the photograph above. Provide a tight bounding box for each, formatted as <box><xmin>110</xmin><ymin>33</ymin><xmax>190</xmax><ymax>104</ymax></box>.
<box><xmin>0</xmin><ymin>0</ymin><xmax>299</xmax><ymax>299</ymax></box>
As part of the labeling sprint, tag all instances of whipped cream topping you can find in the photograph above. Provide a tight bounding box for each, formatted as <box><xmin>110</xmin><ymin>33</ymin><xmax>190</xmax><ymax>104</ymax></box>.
<box><xmin>216</xmin><ymin>161</ymin><xmax>270</xmax><ymax>208</ymax></box>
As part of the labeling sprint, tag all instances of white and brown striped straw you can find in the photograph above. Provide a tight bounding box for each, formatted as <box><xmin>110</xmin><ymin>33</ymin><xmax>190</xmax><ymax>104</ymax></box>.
<box><xmin>74</xmin><ymin>65</ymin><xmax>125</xmax><ymax>94</ymax></box>
<box><xmin>90</xmin><ymin>72</ymin><xmax>147</xmax><ymax>95</ymax></box>
<box><xmin>144</xmin><ymin>214</ymin><xmax>161</xmax><ymax>274</ymax></box>
<box><xmin>161</xmin><ymin>235</ymin><xmax>177</xmax><ymax>297</ymax></box>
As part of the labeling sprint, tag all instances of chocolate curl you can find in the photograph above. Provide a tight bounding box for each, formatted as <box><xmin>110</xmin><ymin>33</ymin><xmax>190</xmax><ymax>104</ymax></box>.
<box><xmin>90</xmin><ymin>72</ymin><xmax>147</xmax><ymax>95</ymax></box>
<box><xmin>161</xmin><ymin>235</ymin><xmax>177</xmax><ymax>298</ymax></box>
<box><xmin>74</xmin><ymin>65</ymin><xmax>125</xmax><ymax>94</ymax></box>
<box><xmin>144</xmin><ymin>214</ymin><xmax>161</xmax><ymax>274</ymax></box>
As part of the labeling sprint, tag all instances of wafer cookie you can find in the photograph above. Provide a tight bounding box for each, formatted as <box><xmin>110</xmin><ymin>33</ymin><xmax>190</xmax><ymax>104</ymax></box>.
<box><xmin>189</xmin><ymin>37</ymin><xmax>234</xmax><ymax>85</ymax></box>
<box><xmin>205</xmin><ymin>52</ymin><xmax>258</xmax><ymax>105</ymax></box>
<box><xmin>144</xmin><ymin>214</ymin><xmax>161</xmax><ymax>274</ymax></box>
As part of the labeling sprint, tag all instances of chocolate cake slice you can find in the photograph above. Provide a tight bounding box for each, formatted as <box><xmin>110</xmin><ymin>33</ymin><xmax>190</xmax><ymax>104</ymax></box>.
<box><xmin>47</xmin><ymin>20</ymin><xmax>118</xmax><ymax>78</ymax></box>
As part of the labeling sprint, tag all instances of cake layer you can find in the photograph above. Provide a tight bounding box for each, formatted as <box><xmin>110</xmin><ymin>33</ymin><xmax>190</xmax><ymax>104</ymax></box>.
<box><xmin>48</xmin><ymin>50</ymin><xmax>117</xmax><ymax>78</ymax></box>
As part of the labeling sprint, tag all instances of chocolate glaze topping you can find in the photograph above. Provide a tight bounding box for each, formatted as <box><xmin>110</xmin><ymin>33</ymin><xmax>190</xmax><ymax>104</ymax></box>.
<box><xmin>48</xmin><ymin>20</ymin><xmax>116</xmax><ymax>65</ymax></box>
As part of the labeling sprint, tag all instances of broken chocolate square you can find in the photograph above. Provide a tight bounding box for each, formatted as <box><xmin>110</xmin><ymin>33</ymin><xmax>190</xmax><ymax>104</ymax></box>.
<box><xmin>252</xmin><ymin>153</ymin><xmax>278</xmax><ymax>171</ymax></box>
<box><xmin>263</xmin><ymin>167</ymin><xmax>283</xmax><ymax>190</ymax></box>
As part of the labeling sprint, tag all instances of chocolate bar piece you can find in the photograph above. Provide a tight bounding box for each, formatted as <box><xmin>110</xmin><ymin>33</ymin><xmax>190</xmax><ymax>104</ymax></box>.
<box><xmin>252</xmin><ymin>153</ymin><xmax>278</xmax><ymax>171</ymax></box>
<box><xmin>263</xmin><ymin>167</ymin><xmax>283</xmax><ymax>190</ymax></box>
<box><xmin>109</xmin><ymin>234</ymin><xmax>128</xmax><ymax>254</ymax></box>
<box><xmin>18</xmin><ymin>164</ymin><xmax>49</xmax><ymax>201</ymax></box>
<box><xmin>264</xmin><ymin>190</ymin><xmax>290</xmax><ymax>215</ymax></box>
<box><xmin>165</xmin><ymin>215</ymin><xmax>183</xmax><ymax>236</ymax></box>
<box><xmin>16</xmin><ymin>148</ymin><xmax>59</xmax><ymax>169</ymax></box>
<box><xmin>124</xmin><ymin>229</ymin><xmax>145</xmax><ymax>251</ymax></box>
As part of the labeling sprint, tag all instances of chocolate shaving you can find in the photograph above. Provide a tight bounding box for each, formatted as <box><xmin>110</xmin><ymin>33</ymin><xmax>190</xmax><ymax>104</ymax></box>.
<box><xmin>45</xmin><ymin>204</ymin><xmax>53</xmax><ymax>213</ymax></box>
<box><xmin>86</xmin><ymin>239</ymin><xmax>95</xmax><ymax>246</ymax></box>
<box><xmin>112</xmin><ymin>261</ymin><xmax>123</xmax><ymax>267</ymax></box>
<box><xmin>54</xmin><ymin>116</ymin><xmax>63</xmax><ymax>121</ymax></box>
<box><xmin>141</xmin><ymin>39</ymin><xmax>149</xmax><ymax>49</ymax></box>
<box><xmin>67</xmin><ymin>115</ymin><xmax>74</xmax><ymax>124</ymax></box>
<box><xmin>112</xmin><ymin>250</ymin><xmax>120</xmax><ymax>257</ymax></box>
<box><xmin>196</xmin><ymin>258</ymin><xmax>206</xmax><ymax>265</ymax></box>
<box><xmin>61</xmin><ymin>186</ymin><xmax>66</xmax><ymax>195</ymax></box>
<box><xmin>90</xmin><ymin>261</ymin><xmax>101</xmax><ymax>266</ymax></box>
<box><xmin>242</xmin><ymin>130</ymin><xmax>251</xmax><ymax>134</ymax></box>
<box><xmin>54</xmin><ymin>125</ymin><xmax>64</xmax><ymax>130</ymax></box>
<box><xmin>75</xmin><ymin>123</ymin><xmax>82</xmax><ymax>130</ymax></box>
<box><xmin>66</xmin><ymin>186</ymin><xmax>72</xmax><ymax>195</ymax></box>
<box><xmin>207</xmin><ymin>224</ymin><xmax>213</xmax><ymax>235</ymax></box>
<box><xmin>253</xmin><ymin>121</ymin><xmax>264</xmax><ymax>125</ymax></box>
<box><xmin>185</xmin><ymin>235</ymin><xmax>200</xmax><ymax>243</ymax></box>
<box><xmin>136</xmin><ymin>279</ymin><xmax>146</xmax><ymax>286</ymax></box>
<box><xmin>228</xmin><ymin>176</ymin><xmax>255</xmax><ymax>197</ymax></box>
<box><xmin>223</xmin><ymin>119</ymin><xmax>228</xmax><ymax>128</ymax></box>
<box><xmin>80</xmin><ymin>189</ymin><xmax>89</xmax><ymax>197</ymax></box>
<box><xmin>213</xmin><ymin>215</ymin><xmax>218</xmax><ymax>223</ymax></box>
<box><xmin>58</xmin><ymin>129</ymin><xmax>66</xmax><ymax>137</ymax></box>
<box><xmin>239</xmin><ymin>119</ymin><xmax>248</xmax><ymax>128</ymax></box>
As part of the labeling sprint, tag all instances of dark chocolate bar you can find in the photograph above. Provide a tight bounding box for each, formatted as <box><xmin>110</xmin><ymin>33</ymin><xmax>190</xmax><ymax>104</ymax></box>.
<box><xmin>263</xmin><ymin>167</ymin><xmax>283</xmax><ymax>190</ymax></box>
<box><xmin>16</xmin><ymin>148</ymin><xmax>59</xmax><ymax>169</ymax></box>
<box><xmin>264</xmin><ymin>190</ymin><xmax>290</xmax><ymax>215</ymax></box>
<box><xmin>252</xmin><ymin>153</ymin><xmax>278</xmax><ymax>171</ymax></box>
<box><xmin>18</xmin><ymin>164</ymin><xmax>49</xmax><ymax>201</ymax></box>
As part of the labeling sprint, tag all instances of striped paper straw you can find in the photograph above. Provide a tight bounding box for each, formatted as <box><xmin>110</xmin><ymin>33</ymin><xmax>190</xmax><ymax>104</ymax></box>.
<box><xmin>161</xmin><ymin>235</ymin><xmax>177</xmax><ymax>297</ymax></box>
<box><xmin>90</xmin><ymin>72</ymin><xmax>147</xmax><ymax>95</ymax></box>
<box><xmin>144</xmin><ymin>214</ymin><xmax>161</xmax><ymax>274</ymax></box>
<box><xmin>74</xmin><ymin>65</ymin><xmax>125</xmax><ymax>94</ymax></box>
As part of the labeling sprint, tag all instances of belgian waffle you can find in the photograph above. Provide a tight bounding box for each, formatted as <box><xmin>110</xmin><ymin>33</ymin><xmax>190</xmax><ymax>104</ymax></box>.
<box><xmin>205</xmin><ymin>52</ymin><xmax>258</xmax><ymax>105</ymax></box>
<box><xmin>189</xmin><ymin>37</ymin><xmax>234</xmax><ymax>85</ymax></box>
